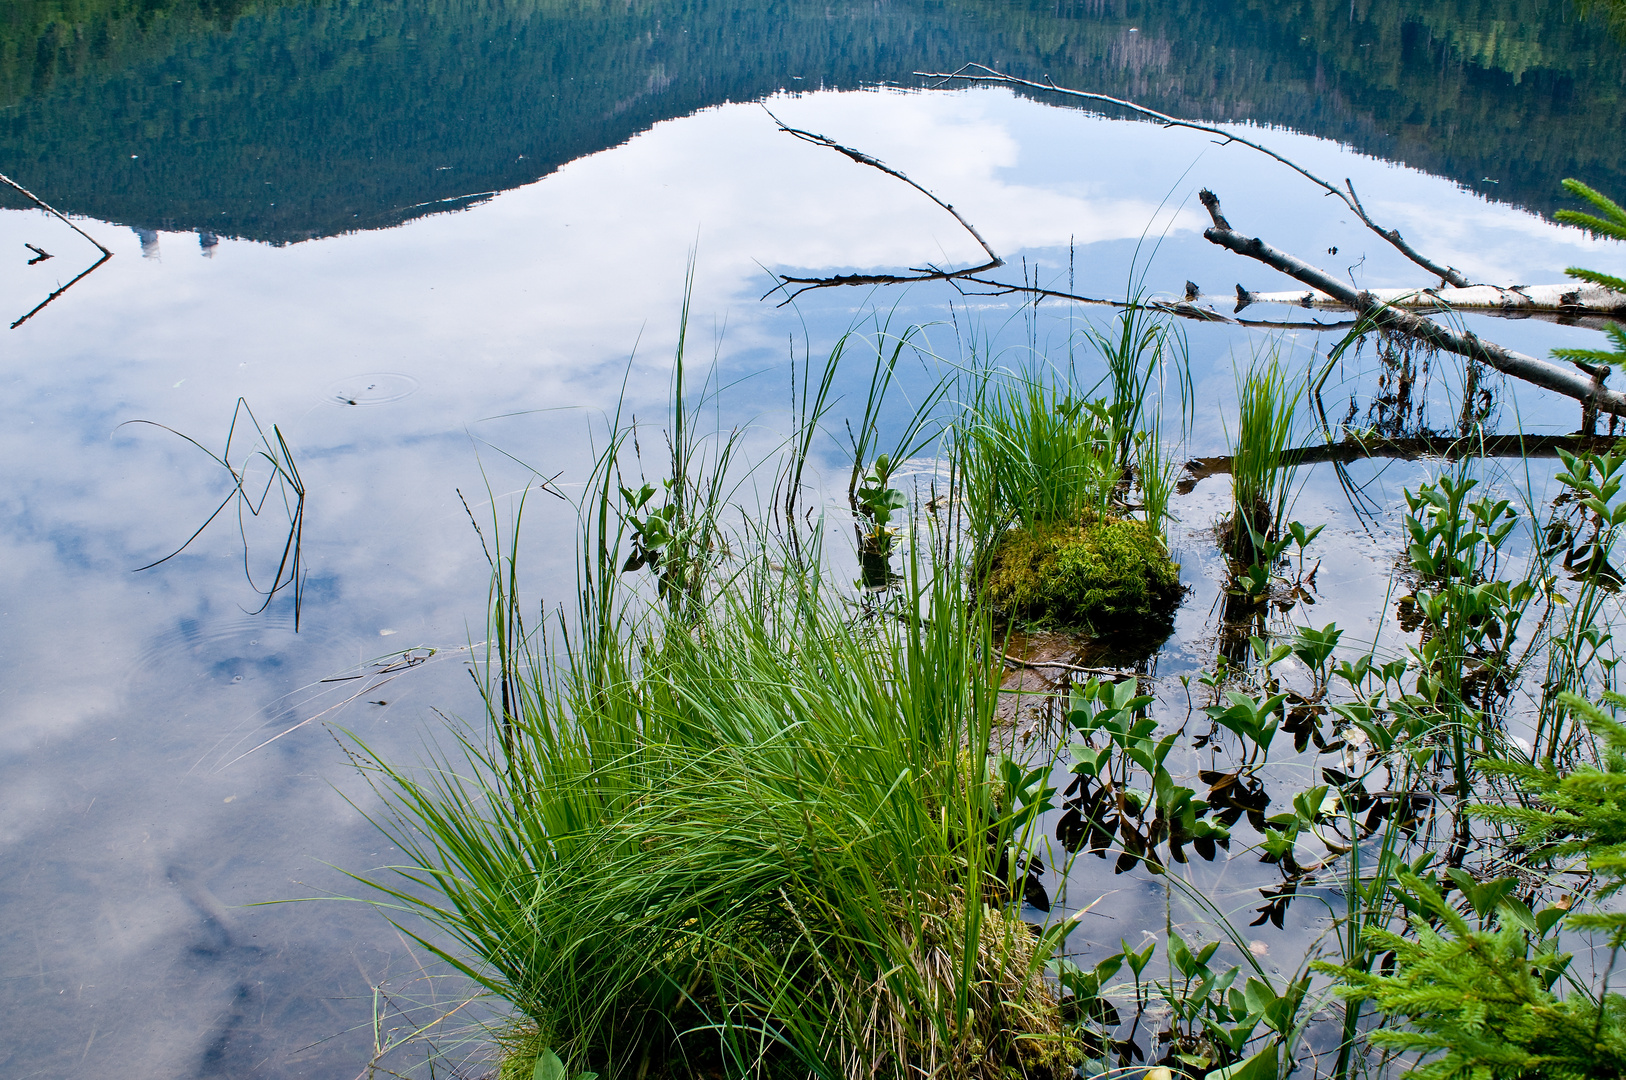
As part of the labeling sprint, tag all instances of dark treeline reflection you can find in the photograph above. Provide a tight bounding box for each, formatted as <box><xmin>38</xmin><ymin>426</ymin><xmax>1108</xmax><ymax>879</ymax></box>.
<box><xmin>3</xmin><ymin>0</ymin><xmax>1623</xmax><ymax>244</ymax></box>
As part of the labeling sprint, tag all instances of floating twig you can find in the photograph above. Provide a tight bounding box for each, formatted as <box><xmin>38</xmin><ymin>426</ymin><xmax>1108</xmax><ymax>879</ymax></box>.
<box><xmin>1001</xmin><ymin>652</ymin><xmax>1140</xmax><ymax>679</ymax></box>
<box><xmin>763</xmin><ymin>107</ymin><xmax>1002</xmax><ymax>303</ymax></box>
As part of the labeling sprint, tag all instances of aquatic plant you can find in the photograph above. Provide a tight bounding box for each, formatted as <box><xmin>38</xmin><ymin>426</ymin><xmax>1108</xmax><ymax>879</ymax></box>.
<box><xmin>121</xmin><ymin>397</ymin><xmax>308</xmax><ymax>627</ymax></box>
<box><xmin>956</xmin><ymin>307</ymin><xmax>1187</xmax><ymax>646</ymax></box>
<box><xmin>840</xmin><ymin>322</ymin><xmax>951</xmax><ymax>588</ymax></box>
<box><xmin>1226</xmin><ymin>350</ymin><xmax>1300</xmax><ymax>563</ymax></box>
<box><xmin>351</xmin><ymin>325</ymin><xmax>1096</xmax><ymax>1080</ymax></box>
<box><xmin>960</xmin><ymin>303</ymin><xmax>1186</xmax><ymax>547</ymax></box>
<box><xmin>1315</xmin><ymin>690</ymin><xmax>1626</xmax><ymax>1080</ymax></box>
<box><xmin>959</xmin><ymin>365</ymin><xmax>1119</xmax><ymax>543</ymax></box>
<box><xmin>1084</xmin><ymin>299</ymin><xmax>1191</xmax><ymax>471</ymax></box>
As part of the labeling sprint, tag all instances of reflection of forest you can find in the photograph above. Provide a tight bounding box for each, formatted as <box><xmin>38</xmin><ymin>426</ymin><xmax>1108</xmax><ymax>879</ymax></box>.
<box><xmin>3</xmin><ymin>0</ymin><xmax>1622</xmax><ymax>244</ymax></box>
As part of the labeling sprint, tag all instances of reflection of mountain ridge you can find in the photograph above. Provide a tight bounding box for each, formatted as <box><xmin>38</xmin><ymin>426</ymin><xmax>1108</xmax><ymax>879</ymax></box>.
<box><xmin>2</xmin><ymin>0</ymin><xmax>1622</xmax><ymax>244</ymax></box>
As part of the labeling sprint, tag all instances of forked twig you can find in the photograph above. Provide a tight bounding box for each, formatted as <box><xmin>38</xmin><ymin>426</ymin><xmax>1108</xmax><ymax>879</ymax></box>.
<box><xmin>763</xmin><ymin>108</ymin><xmax>1003</xmax><ymax>303</ymax></box>
<box><xmin>1</xmin><ymin>170</ymin><xmax>111</xmax><ymax>257</ymax></box>
<box><xmin>3</xmin><ymin>169</ymin><xmax>115</xmax><ymax>330</ymax></box>
<box><xmin>12</xmin><ymin>250</ymin><xmax>111</xmax><ymax>329</ymax></box>
<box><xmin>915</xmin><ymin>64</ymin><xmax>1472</xmax><ymax>288</ymax></box>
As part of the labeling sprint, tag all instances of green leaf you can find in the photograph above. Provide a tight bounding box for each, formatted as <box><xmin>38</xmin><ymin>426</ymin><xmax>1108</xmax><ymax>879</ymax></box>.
<box><xmin>534</xmin><ymin>1049</ymin><xmax>568</xmax><ymax>1080</ymax></box>
<box><xmin>1168</xmin><ymin>932</ymin><xmax>1196</xmax><ymax>977</ymax></box>
<box><xmin>1536</xmin><ymin>904</ymin><xmax>1570</xmax><ymax>937</ymax></box>
<box><xmin>1243</xmin><ymin>977</ymin><xmax>1278</xmax><ymax>1015</ymax></box>
<box><xmin>1210</xmin><ymin>1042</ymin><xmax>1279</xmax><ymax>1080</ymax></box>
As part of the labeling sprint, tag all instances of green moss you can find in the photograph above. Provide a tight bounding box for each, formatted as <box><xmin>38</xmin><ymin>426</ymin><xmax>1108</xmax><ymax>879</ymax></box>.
<box><xmin>981</xmin><ymin>518</ymin><xmax>1183</xmax><ymax>633</ymax></box>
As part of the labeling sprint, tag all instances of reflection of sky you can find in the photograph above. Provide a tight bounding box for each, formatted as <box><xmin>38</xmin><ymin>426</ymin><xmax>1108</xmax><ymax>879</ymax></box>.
<box><xmin>1</xmin><ymin>86</ymin><xmax>1623</xmax><ymax>1076</ymax></box>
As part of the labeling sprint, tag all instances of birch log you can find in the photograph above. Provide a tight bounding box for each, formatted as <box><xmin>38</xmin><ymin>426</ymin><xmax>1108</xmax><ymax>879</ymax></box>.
<box><xmin>1223</xmin><ymin>282</ymin><xmax>1626</xmax><ymax>316</ymax></box>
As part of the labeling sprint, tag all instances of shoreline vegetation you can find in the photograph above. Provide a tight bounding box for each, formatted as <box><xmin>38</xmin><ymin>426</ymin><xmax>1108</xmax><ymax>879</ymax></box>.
<box><xmin>351</xmin><ymin>187</ymin><xmax>1626</xmax><ymax>1077</ymax></box>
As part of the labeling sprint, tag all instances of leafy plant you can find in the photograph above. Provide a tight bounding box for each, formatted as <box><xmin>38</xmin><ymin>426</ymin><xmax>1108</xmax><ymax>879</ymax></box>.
<box><xmin>1319</xmin><ymin>868</ymin><xmax>1622</xmax><ymax>1080</ymax></box>
<box><xmin>1555</xmin><ymin>179</ymin><xmax>1626</xmax><ymax>293</ymax></box>
<box><xmin>1059</xmin><ymin>677</ymin><xmax>1230</xmax><ymax>871</ymax></box>
<box><xmin>532</xmin><ymin>1047</ymin><xmax>599</xmax><ymax>1080</ymax></box>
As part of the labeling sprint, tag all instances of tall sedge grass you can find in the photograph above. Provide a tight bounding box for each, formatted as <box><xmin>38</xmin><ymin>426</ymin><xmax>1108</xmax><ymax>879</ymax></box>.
<box><xmin>1227</xmin><ymin>349</ymin><xmax>1300</xmax><ymax>562</ymax></box>
<box><xmin>349</xmin><ymin>329</ymin><xmax>1081</xmax><ymax>1080</ymax></box>
<box><xmin>1084</xmin><ymin>296</ymin><xmax>1191</xmax><ymax>466</ymax></box>
<box><xmin>959</xmin><ymin>367</ymin><xmax>1119</xmax><ymax>543</ymax></box>
<box><xmin>959</xmin><ymin>304</ymin><xmax>1189</xmax><ymax>556</ymax></box>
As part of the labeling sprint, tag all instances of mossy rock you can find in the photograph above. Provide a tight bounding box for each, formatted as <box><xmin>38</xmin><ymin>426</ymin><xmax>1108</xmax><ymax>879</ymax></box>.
<box><xmin>982</xmin><ymin>518</ymin><xmax>1184</xmax><ymax>634</ymax></box>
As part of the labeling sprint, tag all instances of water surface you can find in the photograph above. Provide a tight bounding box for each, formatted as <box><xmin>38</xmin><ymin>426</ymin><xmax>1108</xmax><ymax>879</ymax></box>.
<box><xmin>3</xmin><ymin>2</ymin><xmax>1626</xmax><ymax>1075</ymax></box>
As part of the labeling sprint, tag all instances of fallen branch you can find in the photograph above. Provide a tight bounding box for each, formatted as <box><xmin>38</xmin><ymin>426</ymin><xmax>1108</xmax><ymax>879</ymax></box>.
<box><xmin>1225</xmin><ymin>281</ymin><xmax>1626</xmax><ymax>317</ymax></box>
<box><xmin>915</xmin><ymin>64</ymin><xmax>1472</xmax><ymax>288</ymax></box>
<box><xmin>1198</xmin><ymin>189</ymin><xmax>1626</xmax><ymax>418</ymax></box>
<box><xmin>765</xmin><ymin>80</ymin><xmax>1626</xmax><ymax>417</ymax></box>
<box><xmin>1179</xmin><ymin>432</ymin><xmax>1623</xmax><ymax>491</ymax></box>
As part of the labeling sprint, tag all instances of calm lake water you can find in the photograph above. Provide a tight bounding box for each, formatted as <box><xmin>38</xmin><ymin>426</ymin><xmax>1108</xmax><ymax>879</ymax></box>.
<box><xmin>3</xmin><ymin>1</ymin><xmax>1625</xmax><ymax>1075</ymax></box>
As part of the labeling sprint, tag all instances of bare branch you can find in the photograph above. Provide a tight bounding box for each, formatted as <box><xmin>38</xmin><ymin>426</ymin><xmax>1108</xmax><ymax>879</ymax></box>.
<box><xmin>1181</xmin><ymin>432</ymin><xmax>1624</xmax><ymax>490</ymax></box>
<box><xmin>951</xmin><ymin>273</ymin><xmax>1356</xmax><ymax>330</ymax></box>
<box><xmin>915</xmin><ymin>64</ymin><xmax>1473</xmax><ymax>288</ymax></box>
<box><xmin>11</xmin><ymin>250</ymin><xmax>111</xmax><ymax>329</ymax></box>
<box><xmin>1197</xmin><ymin>188</ymin><xmax>1626</xmax><ymax>417</ymax></box>
<box><xmin>763</xmin><ymin>108</ymin><xmax>1001</xmax><ymax>302</ymax></box>
<box><xmin>1</xmin><ymin>170</ymin><xmax>112</xmax><ymax>257</ymax></box>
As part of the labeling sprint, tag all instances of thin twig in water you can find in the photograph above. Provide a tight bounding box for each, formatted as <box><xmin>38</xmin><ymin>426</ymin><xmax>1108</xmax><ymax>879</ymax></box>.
<box><xmin>4</xmin><ymin>170</ymin><xmax>115</xmax><ymax>329</ymax></box>
<box><xmin>223</xmin><ymin>648</ymin><xmax>438</xmax><ymax>766</ymax></box>
<box><xmin>1001</xmin><ymin>652</ymin><xmax>1139</xmax><ymax>679</ymax></box>
<box><xmin>762</xmin><ymin>107</ymin><xmax>1003</xmax><ymax>303</ymax></box>
<box><xmin>1</xmin><ymin>170</ymin><xmax>111</xmax><ymax>257</ymax></box>
<box><xmin>12</xmin><ymin>250</ymin><xmax>112</xmax><ymax>330</ymax></box>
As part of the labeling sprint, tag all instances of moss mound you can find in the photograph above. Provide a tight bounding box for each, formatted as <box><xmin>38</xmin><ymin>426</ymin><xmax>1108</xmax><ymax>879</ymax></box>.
<box><xmin>982</xmin><ymin>518</ymin><xmax>1183</xmax><ymax>632</ymax></box>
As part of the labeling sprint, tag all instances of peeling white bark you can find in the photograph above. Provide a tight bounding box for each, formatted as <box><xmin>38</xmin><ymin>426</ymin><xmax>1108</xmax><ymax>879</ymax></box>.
<box><xmin>1222</xmin><ymin>282</ymin><xmax>1626</xmax><ymax>315</ymax></box>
